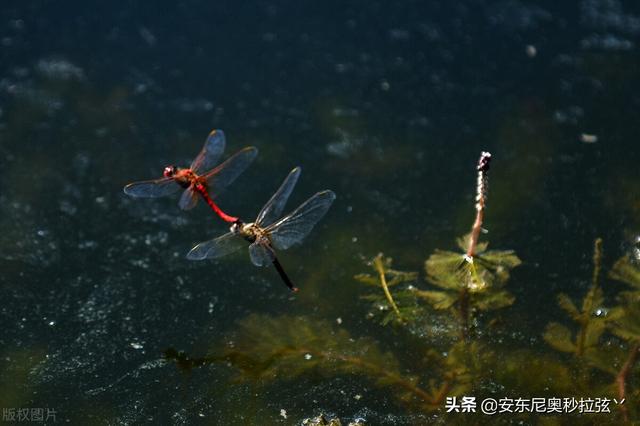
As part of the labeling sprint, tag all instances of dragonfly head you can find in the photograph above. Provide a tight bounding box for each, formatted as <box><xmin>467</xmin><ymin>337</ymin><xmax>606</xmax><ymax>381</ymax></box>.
<box><xmin>163</xmin><ymin>165</ymin><xmax>177</xmax><ymax>178</ymax></box>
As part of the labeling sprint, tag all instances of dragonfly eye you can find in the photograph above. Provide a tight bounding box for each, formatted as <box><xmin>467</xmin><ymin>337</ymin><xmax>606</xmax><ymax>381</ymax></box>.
<box><xmin>163</xmin><ymin>166</ymin><xmax>176</xmax><ymax>178</ymax></box>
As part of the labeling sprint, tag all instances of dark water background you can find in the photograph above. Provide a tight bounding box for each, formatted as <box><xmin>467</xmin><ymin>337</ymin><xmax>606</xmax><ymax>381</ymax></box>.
<box><xmin>1</xmin><ymin>0</ymin><xmax>640</xmax><ymax>424</ymax></box>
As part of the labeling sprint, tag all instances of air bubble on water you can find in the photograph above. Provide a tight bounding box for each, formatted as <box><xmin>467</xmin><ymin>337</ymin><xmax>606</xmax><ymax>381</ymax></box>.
<box><xmin>208</xmin><ymin>299</ymin><xmax>218</xmax><ymax>314</ymax></box>
<box><xmin>525</xmin><ymin>44</ymin><xmax>537</xmax><ymax>57</ymax></box>
<box><xmin>59</xmin><ymin>200</ymin><xmax>77</xmax><ymax>215</ymax></box>
<box><xmin>594</xmin><ymin>308</ymin><xmax>608</xmax><ymax>317</ymax></box>
<box><xmin>78</xmin><ymin>240</ymin><xmax>98</xmax><ymax>250</ymax></box>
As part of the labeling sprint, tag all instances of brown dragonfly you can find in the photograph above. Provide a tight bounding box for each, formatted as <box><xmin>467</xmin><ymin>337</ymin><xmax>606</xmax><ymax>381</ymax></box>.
<box><xmin>186</xmin><ymin>167</ymin><xmax>335</xmax><ymax>291</ymax></box>
<box><xmin>123</xmin><ymin>130</ymin><xmax>257</xmax><ymax>223</ymax></box>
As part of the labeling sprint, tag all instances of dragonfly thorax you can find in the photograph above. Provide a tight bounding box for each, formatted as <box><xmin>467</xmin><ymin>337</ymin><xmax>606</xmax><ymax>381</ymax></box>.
<box><xmin>231</xmin><ymin>222</ymin><xmax>263</xmax><ymax>243</ymax></box>
<box><xmin>164</xmin><ymin>166</ymin><xmax>197</xmax><ymax>188</ymax></box>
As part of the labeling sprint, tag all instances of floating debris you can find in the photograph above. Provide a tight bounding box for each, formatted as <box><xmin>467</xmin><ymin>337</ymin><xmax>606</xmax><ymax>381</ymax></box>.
<box><xmin>580</xmin><ymin>133</ymin><xmax>599</xmax><ymax>143</ymax></box>
<box><xmin>36</xmin><ymin>58</ymin><xmax>85</xmax><ymax>81</ymax></box>
<box><xmin>525</xmin><ymin>44</ymin><xmax>537</xmax><ymax>57</ymax></box>
<box><xmin>302</xmin><ymin>414</ymin><xmax>342</xmax><ymax>426</ymax></box>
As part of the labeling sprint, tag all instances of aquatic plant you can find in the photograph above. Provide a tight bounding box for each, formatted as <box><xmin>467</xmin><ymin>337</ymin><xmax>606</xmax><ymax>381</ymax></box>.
<box><xmin>220</xmin><ymin>314</ymin><xmax>439</xmax><ymax>408</ymax></box>
<box><xmin>354</xmin><ymin>253</ymin><xmax>420</xmax><ymax>325</ymax></box>
<box><xmin>419</xmin><ymin>153</ymin><xmax>520</xmax><ymax>340</ymax></box>
<box><xmin>608</xmin><ymin>254</ymin><xmax>640</xmax><ymax>421</ymax></box>
<box><xmin>419</xmin><ymin>233</ymin><xmax>520</xmax><ymax>340</ymax></box>
<box><xmin>543</xmin><ymin>239</ymin><xmax>607</xmax><ymax>359</ymax></box>
<box><xmin>162</xmin><ymin>149</ymin><xmax>640</xmax><ymax>424</ymax></box>
<box><xmin>609</xmin><ymin>254</ymin><xmax>640</xmax><ymax>299</ymax></box>
<box><xmin>543</xmin><ymin>239</ymin><xmax>640</xmax><ymax>421</ymax></box>
<box><xmin>357</xmin><ymin>152</ymin><xmax>520</xmax><ymax>340</ymax></box>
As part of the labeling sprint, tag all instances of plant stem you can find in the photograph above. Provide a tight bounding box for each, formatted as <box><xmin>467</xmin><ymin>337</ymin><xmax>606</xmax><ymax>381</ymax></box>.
<box><xmin>467</xmin><ymin>210</ymin><xmax>484</xmax><ymax>258</ymax></box>
<box><xmin>577</xmin><ymin>238</ymin><xmax>604</xmax><ymax>357</ymax></box>
<box><xmin>466</xmin><ymin>152</ymin><xmax>491</xmax><ymax>257</ymax></box>
<box><xmin>458</xmin><ymin>287</ymin><xmax>469</xmax><ymax>341</ymax></box>
<box><xmin>373</xmin><ymin>254</ymin><xmax>403</xmax><ymax>322</ymax></box>
<box><xmin>430</xmin><ymin>379</ymin><xmax>453</xmax><ymax>406</ymax></box>
<box><xmin>592</xmin><ymin>238</ymin><xmax>603</xmax><ymax>288</ymax></box>
<box><xmin>616</xmin><ymin>342</ymin><xmax>639</xmax><ymax>423</ymax></box>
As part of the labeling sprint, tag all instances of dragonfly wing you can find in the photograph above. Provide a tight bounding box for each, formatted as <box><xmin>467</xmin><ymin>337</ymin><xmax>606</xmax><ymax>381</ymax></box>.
<box><xmin>248</xmin><ymin>239</ymin><xmax>275</xmax><ymax>267</ymax></box>
<box><xmin>178</xmin><ymin>187</ymin><xmax>199</xmax><ymax>210</ymax></box>
<box><xmin>186</xmin><ymin>232</ymin><xmax>244</xmax><ymax>260</ymax></box>
<box><xmin>267</xmin><ymin>190</ymin><xmax>335</xmax><ymax>250</ymax></box>
<box><xmin>255</xmin><ymin>167</ymin><xmax>301</xmax><ymax>227</ymax></box>
<box><xmin>190</xmin><ymin>129</ymin><xmax>226</xmax><ymax>175</ymax></box>
<box><xmin>123</xmin><ymin>177</ymin><xmax>180</xmax><ymax>198</ymax></box>
<box><xmin>203</xmin><ymin>146</ymin><xmax>258</xmax><ymax>197</ymax></box>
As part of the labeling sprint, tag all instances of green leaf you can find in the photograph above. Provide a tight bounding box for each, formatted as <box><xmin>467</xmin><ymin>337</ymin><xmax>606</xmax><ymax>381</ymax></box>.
<box><xmin>424</xmin><ymin>250</ymin><xmax>466</xmax><ymax>290</ymax></box>
<box><xmin>478</xmin><ymin>250</ymin><xmax>522</xmax><ymax>269</ymax></box>
<box><xmin>583</xmin><ymin>346</ymin><xmax>624</xmax><ymax>376</ymax></box>
<box><xmin>495</xmin><ymin>349</ymin><xmax>574</xmax><ymax>395</ymax></box>
<box><xmin>584</xmin><ymin>319</ymin><xmax>606</xmax><ymax>349</ymax></box>
<box><xmin>609</xmin><ymin>299</ymin><xmax>640</xmax><ymax>342</ymax></box>
<box><xmin>556</xmin><ymin>293</ymin><xmax>581</xmax><ymax>321</ymax></box>
<box><xmin>413</xmin><ymin>290</ymin><xmax>457</xmax><ymax>310</ymax></box>
<box><xmin>386</xmin><ymin>270</ymin><xmax>418</xmax><ymax>286</ymax></box>
<box><xmin>456</xmin><ymin>233</ymin><xmax>489</xmax><ymax>254</ymax></box>
<box><xmin>609</xmin><ymin>255</ymin><xmax>640</xmax><ymax>290</ymax></box>
<box><xmin>543</xmin><ymin>323</ymin><xmax>576</xmax><ymax>353</ymax></box>
<box><xmin>353</xmin><ymin>273</ymin><xmax>379</xmax><ymax>286</ymax></box>
<box><xmin>581</xmin><ymin>285</ymin><xmax>604</xmax><ymax>315</ymax></box>
<box><xmin>473</xmin><ymin>290</ymin><xmax>515</xmax><ymax>311</ymax></box>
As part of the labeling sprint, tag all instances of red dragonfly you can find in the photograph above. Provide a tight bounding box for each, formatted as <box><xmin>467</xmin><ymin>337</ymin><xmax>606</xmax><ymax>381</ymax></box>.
<box><xmin>186</xmin><ymin>167</ymin><xmax>335</xmax><ymax>291</ymax></box>
<box><xmin>123</xmin><ymin>130</ymin><xmax>257</xmax><ymax>223</ymax></box>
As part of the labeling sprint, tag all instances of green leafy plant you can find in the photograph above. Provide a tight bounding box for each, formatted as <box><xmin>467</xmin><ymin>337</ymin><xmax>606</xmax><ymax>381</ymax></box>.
<box><xmin>610</xmin><ymin>254</ymin><xmax>640</xmax><ymax>300</ymax></box>
<box><xmin>542</xmin><ymin>238</ymin><xmax>640</xmax><ymax>422</ymax></box>
<box><xmin>355</xmin><ymin>253</ymin><xmax>420</xmax><ymax>325</ymax></box>
<box><xmin>165</xmin><ymin>150</ymin><xmax>640</xmax><ymax>424</ymax></box>
<box><xmin>607</xmin><ymin>254</ymin><xmax>640</xmax><ymax>421</ymax></box>
<box><xmin>418</xmin><ymin>234</ymin><xmax>520</xmax><ymax>339</ymax></box>
<box><xmin>356</xmin><ymin>153</ymin><xmax>521</xmax><ymax>340</ymax></box>
<box><xmin>219</xmin><ymin>314</ymin><xmax>444</xmax><ymax>410</ymax></box>
<box><xmin>543</xmin><ymin>239</ymin><xmax>612</xmax><ymax>364</ymax></box>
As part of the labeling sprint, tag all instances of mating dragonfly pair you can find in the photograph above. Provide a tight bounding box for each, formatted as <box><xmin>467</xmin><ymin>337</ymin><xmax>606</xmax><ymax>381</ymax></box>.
<box><xmin>123</xmin><ymin>130</ymin><xmax>335</xmax><ymax>291</ymax></box>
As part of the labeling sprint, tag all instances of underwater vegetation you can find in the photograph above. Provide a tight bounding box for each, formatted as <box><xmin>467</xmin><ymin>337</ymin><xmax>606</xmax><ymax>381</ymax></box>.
<box><xmin>163</xmin><ymin>151</ymin><xmax>640</xmax><ymax>424</ymax></box>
